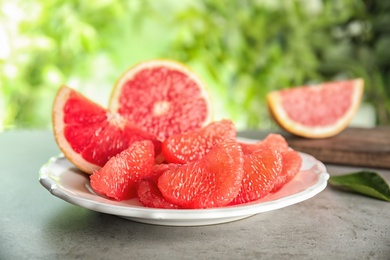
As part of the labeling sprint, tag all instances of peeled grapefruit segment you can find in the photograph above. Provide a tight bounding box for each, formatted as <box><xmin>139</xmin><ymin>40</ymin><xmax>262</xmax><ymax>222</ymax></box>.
<box><xmin>272</xmin><ymin>150</ymin><xmax>302</xmax><ymax>192</ymax></box>
<box><xmin>90</xmin><ymin>140</ymin><xmax>155</xmax><ymax>201</ymax></box>
<box><xmin>231</xmin><ymin>148</ymin><xmax>282</xmax><ymax>205</ymax></box>
<box><xmin>267</xmin><ymin>79</ymin><xmax>364</xmax><ymax>138</ymax></box>
<box><xmin>137</xmin><ymin>180</ymin><xmax>180</xmax><ymax>209</ymax></box>
<box><xmin>162</xmin><ymin>119</ymin><xmax>236</xmax><ymax>164</ymax></box>
<box><xmin>52</xmin><ymin>85</ymin><xmax>160</xmax><ymax>174</ymax></box>
<box><xmin>158</xmin><ymin>141</ymin><xmax>244</xmax><ymax>209</ymax></box>
<box><xmin>239</xmin><ymin>134</ymin><xmax>289</xmax><ymax>155</ymax></box>
<box><xmin>109</xmin><ymin>59</ymin><xmax>213</xmax><ymax>141</ymax></box>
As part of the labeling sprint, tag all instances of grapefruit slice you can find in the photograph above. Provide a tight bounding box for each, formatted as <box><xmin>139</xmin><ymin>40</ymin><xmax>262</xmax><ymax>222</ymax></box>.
<box><xmin>267</xmin><ymin>79</ymin><xmax>364</xmax><ymax>138</ymax></box>
<box><xmin>52</xmin><ymin>85</ymin><xmax>160</xmax><ymax>174</ymax></box>
<box><xmin>109</xmin><ymin>59</ymin><xmax>213</xmax><ymax>141</ymax></box>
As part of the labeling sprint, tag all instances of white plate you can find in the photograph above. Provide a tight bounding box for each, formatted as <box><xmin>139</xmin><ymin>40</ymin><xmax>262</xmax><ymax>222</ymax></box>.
<box><xmin>39</xmin><ymin>150</ymin><xmax>329</xmax><ymax>226</ymax></box>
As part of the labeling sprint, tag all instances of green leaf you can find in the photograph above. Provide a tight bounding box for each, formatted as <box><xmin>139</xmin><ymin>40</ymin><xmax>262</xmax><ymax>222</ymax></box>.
<box><xmin>329</xmin><ymin>171</ymin><xmax>390</xmax><ymax>202</ymax></box>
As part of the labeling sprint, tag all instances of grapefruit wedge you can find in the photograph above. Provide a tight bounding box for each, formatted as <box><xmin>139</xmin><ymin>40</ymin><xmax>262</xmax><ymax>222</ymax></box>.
<box><xmin>267</xmin><ymin>79</ymin><xmax>364</xmax><ymax>138</ymax></box>
<box><xmin>52</xmin><ymin>85</ymin><xmax>160</xmax><ymax>174</ymax></box>
<box><xmin>109</xmin><ymin>59</ymin><xmax>213</xmax><ymax>141</ymax></box>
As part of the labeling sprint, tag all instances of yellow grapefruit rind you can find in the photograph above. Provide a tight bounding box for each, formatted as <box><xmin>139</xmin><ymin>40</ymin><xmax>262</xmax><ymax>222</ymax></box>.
<box><xmin>108</xmin><ymin>59</ymin><xmax>213</xmax><ymax>127</ymax></box>
<box><xmin>267</xmin><ymin>79</ymin><xmax>364</xmax><ymax>139</ymax></box>
<box><xmin>52</xmin><ymin>85</ymin><xmax>101</xmax><ymax>174</ymax></box>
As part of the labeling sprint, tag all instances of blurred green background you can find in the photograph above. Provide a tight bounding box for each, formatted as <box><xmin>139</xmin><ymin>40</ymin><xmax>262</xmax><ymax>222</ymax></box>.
<box><xmin>1</xmin><ymin>0</ymin><xmax>389</xmax><ymax>131</ymax></box>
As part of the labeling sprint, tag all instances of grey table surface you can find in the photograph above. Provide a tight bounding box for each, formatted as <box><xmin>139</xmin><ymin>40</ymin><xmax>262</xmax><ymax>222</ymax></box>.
<box><xmin>1</xmin><ymin>130</ymin><xmax>389</xmax><ymax>260</ymax></box>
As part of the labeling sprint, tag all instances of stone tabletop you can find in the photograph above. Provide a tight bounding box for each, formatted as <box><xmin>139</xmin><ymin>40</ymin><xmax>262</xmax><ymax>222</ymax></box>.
<box><xmin>1</xmin><ymin>130</ymin><xmax>389</xmax><ymax>260</ymax></box>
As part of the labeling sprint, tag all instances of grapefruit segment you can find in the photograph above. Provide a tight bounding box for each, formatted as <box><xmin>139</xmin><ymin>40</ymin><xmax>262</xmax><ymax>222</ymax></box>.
<box><xmin>52</xmin><ymin>85</ymin><xmax>160</xmax><ymax>174</ymax></box>
<box><xmin>109</xmin><ymin>59</ymin><xmax>213</xmax><ymax>141</ymax></box>
<box><xmin>272</xmin><ymin>150</ymin><xmax>302</xmax><ymax>192</ymax></box>
<box><xmin>158</xmin><ymin>141</ymin><xmax>244</xmax><ymax>209</ymax></box>
<box><xmin>239</xmin><ymin>134</ymin><xmax>289</xmax><ymax>155</ymax></box>
<box><xmin>90</xmin><ymin>140</ymin><xmax>155</xmax><ymax>201</ymax></box>
<box><xmin>267</xmin><ymin>79</ymin><xmax>364</xmax><ymax>138</ymax></box>
<box><xmin>162</xmin><ymin>119</ymin><xmax>236</xmax><ymax>164</ymax></box>
<box><xmin>137</xmin><ymin>180</ymin><xmax>181</xmax><ymax>209</ymax></box>
<box><xmin>231</xmin><ymin>148</ymin><xmax>282</xmax><ymax>205</ymax></box>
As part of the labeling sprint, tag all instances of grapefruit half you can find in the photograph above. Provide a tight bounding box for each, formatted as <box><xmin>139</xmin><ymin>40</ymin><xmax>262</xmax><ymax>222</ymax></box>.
<box><xmin>267</xmin><ymin>79</ymin><xmax>364</xmax><ymax>138</ymax></box>
<box><xmin>52</xmin><ymin>85</ymin><xmax>160</xmax><ymax>174</ymax></box>
<box><xmin>109</xmin><ymin>59</ymin><xmax>213</xmax><ymax>141</ymax></box>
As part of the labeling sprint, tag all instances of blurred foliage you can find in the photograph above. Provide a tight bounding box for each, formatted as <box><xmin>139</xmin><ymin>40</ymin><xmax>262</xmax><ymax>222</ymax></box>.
<box><xmin>166</xmin><ymin>0</ymin><xmax>390</xmax><ymax>128</ymax></box>
<box><xmin>0</xmin><ymin>0</ymin><xmax>173</xmax><ymax>129</ymax></box>
<box><xmin>0</xmin><ymin>0</ymin><xmax>389</xmax><ymax>130</ymax></box>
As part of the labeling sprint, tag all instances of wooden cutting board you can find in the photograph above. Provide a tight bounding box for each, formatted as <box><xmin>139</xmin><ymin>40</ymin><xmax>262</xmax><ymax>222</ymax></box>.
<box><xmin>239</xmin><ymin>127</ymin><xmax>390</xmax><ymax>169</ymax></box>
<box><xmin>284</xmin><ymin>127</ymin><xmax>390</xmax><ymax>169</ymax></box>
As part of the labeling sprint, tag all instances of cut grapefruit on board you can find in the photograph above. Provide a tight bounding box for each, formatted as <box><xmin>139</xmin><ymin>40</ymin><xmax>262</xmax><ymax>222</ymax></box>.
<box><xmin>109</xmin><ymin>59</ymin><xmax>213</xmax><ymax>141</ymax></box>
<box><xmin>52</xmin><ymin>85</ymin><xmax>160</xmax><ymax>174</ymax></box>
<box><xmin>267</xmin><ymin>79</ymin><xmax>364</xmax><ymax>138</ymax></box>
